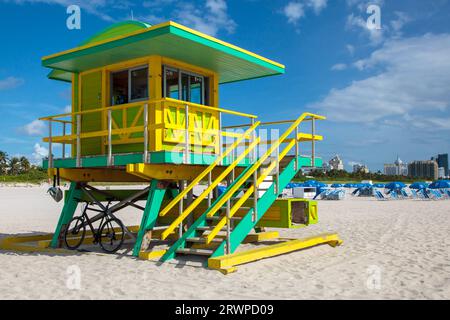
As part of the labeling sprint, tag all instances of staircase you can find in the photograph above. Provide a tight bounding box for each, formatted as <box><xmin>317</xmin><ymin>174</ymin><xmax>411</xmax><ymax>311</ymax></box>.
<box><xmin>156</xmin><ymin>113</ymin><xmax>325</xmax><ymax>262</ymax></box>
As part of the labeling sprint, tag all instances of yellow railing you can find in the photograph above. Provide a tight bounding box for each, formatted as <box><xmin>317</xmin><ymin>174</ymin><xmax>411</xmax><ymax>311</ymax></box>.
<box><xmin>202</xmin><ymin>113</ymin><xmax>325</xmax><ymax>246</ymax></box>
<box><xmin>39</xmin><ymin>98</ymin><xmax>257</xmax><ymax>168</ymax></box>
<box><xmin>159</xmin><ymin>123</ymin><xmax>260</xmax><ymax>240</ymax></box>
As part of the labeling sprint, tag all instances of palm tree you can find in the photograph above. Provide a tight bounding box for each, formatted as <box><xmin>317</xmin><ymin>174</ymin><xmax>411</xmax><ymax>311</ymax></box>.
<box><xmin>0</xmin><ymin>151</ymin><xmax>8</xmax><ymax>175</ymax></box>
<box><xmin>19</xmin><ymin>156</ymin><xmax>31</xmax><ymax>173</ymax></box>
<box><xmin>9</xmin><ymin>157</ymin><xmax>21</xmax><ymax>175</ymax></box>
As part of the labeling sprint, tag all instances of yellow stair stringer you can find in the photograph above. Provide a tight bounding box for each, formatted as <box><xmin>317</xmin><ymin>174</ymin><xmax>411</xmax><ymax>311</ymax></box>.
<box><xmin>208</xmin><ymin>233</ymin><xmax>343</xmax><ymax>272</ymax></box>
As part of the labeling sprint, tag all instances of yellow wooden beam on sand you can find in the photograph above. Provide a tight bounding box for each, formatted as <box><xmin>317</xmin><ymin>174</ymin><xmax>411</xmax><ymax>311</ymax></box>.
<box><xmin>208</xmin><ymin>233</ymin><xmax>343</xmax><ymax>271</ymax></box>
<box><xmin>0</xmin><ymin>233</ymin><xmax>72</xmax><ymax>254</ymax></box>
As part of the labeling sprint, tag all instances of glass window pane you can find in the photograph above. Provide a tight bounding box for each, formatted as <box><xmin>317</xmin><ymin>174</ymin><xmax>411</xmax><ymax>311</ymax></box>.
<box><xmin>130</xmin><ymin>67</ymin><xmax>148</xmax><ymax>101</ymax></box>
<box><xmin>181</xmin><ymin>72</ymin><xmax>189</xmax><ymax>102</ymax></box>
<box><xmin>111</xmin><ymin>70</ymin><xmax>128</xmax><ymax>105</ymax></box>
<box><xmin>165</xmin><ymin>68</ymin><xmax>179</xmax><ymax>99</ymax></box>
<box><xmin>189</xmin><ymin>75</ymin><xmax>203</xmax><ymax>104</ymax></box>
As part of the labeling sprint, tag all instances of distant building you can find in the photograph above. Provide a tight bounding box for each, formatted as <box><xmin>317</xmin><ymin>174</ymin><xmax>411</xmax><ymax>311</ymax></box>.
<box><xmin>353</xmin><ymin>163</ymin><xmax>369</xmax><ymax>174</ymax></box>
<box><xmin>384</xmin><ymin>156</ymin><xmax>408</xmax><ymax>176</ymax></box>
<box><xmin>431</xmin><ymin>154</ymin><xmax>448</xmax><ymax>177</ymax></box>
<box><xmin>438</xmin><ymin>167</ymin><xmax>445</xmax><ymax>179</ymax></box>
<box><xmin>322</xmin><ymin>162</ymin><xmax>331</xmax><ymax>172</ymax></box>
<box><xmin>408</xmin><ymin>160</ymin><xmax>438</xmax><ymax>180</ymax></box>
<box><xmin>329</xmin><ymin>155</ymin><xmax>344</xmax><ymax>171</ymax></box>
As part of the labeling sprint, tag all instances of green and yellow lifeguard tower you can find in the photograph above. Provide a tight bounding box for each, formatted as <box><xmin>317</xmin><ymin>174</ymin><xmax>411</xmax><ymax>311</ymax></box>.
<box><xmin>38</xmin><ymin>20</ymin><xmax>341</xmax><ymax>272</ymax></box>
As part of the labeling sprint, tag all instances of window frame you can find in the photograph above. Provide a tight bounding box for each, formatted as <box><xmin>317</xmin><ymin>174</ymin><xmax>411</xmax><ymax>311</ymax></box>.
<box><xmin>110</xmin><ymin>65</ymin><xmax>149</xmax><ymax>106</ymax></box>
<box><xmin>162</xmin><ymin>65</ymin><xmax>207</xmax><ymax>105</ymax></box>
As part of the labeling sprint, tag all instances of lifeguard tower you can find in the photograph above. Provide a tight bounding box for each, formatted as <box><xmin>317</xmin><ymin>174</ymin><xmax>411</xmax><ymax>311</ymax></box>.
<box><xmin>38</xmin><ymin>21</ymin><xmax>341</xmax><ymax>272</ymax></box>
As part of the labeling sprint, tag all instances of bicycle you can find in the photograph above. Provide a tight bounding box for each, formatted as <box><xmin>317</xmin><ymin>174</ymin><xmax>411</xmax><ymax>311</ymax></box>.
<box><xmin>64</xmin><ymin>200</ymin><xmax>125</xmax><ymax>253</ymax></box>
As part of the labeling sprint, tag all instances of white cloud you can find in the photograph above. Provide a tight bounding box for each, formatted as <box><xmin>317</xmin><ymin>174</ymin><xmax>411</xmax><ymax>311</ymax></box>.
<box><xmin>21</xmin><ymin>120</ymin><xmax>46</xmax><ymax>136</ymax></box>
<box><xmin>346</xmin><ymin>13</ymin><xmax>384</xmax><ymax>46</ymax></box>
<box><xmin>32</xmin><ymin>143</ymin><xmax>48</xmax><ymax>163</ymax></box>
<box><xmin>310</xmin><ymin>34</ymin><xmax>450</xmax><ymax>131</ymax></box>
<box><xmin>0</xmin><ymin>76</ymin><xmax>24</xmax><ymax>91</ymax></box>
<box><xmin>64</xmin><ymin>105</ymin><xmax>72</xmax><ymax>113</ymax></box>
<box><xmin>346</xmin><ymin>44</ymin><xmax>355</xmax><ymax>56</ymax></box>
<box><xmin>175</xmin><ymin>0</ymin><xmax>236</xmax><ymax>36</ymax></box>
<box><xmin>306</xmin><ymin>0</ymin><xmax>327</xmax><ymax>15</ymax></box>
<box><xmin>390</xmin><ymin>11</ymin><xmax>410</xmax><ymax>36</ymax></box>
<box><xmin>283</xmin><ymin>2</ymin><xmax>305</xmax><ymax>25</ymax></box>
<box><xmin>331</xmin><ymin>63</ymin><xmax>347</xmax><ymax>71</ymax></box>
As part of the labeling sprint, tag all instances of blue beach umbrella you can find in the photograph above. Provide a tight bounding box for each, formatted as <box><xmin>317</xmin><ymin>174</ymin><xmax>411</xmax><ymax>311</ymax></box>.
<box><xmin>409</xmin><ymin>182</ymin><xmax>428</xmax><ymax>190</ymax></box>
<box><xmin>429</xmin><ymin>180</ymin><xmax>450</xmax><ymax>189</ymax></box>
<box><xmin>344</xmin><ymin>183</ymin><xmax>354</xmax><ymax>188</ymax></box>
<box><xmin>331</xmin><ymin>183</ymin><xmax>344</xmax><ymax>188</ymax></box>
<box><xmin>373</xmin><ymin>183</ymin><xmax>385</xmax><ymax>188</ymax></box>
<box><xmin>385</xmin><ymin>182</ymin><xmax>406</xmax><ymax>190</ymax></box>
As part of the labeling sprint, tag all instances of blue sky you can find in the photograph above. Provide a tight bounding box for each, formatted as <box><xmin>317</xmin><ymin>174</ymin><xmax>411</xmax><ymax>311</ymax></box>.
<box><xmin>0</xmin><ymin>0</ymin><xmax>449</xmax><ymax>171</ymax></box>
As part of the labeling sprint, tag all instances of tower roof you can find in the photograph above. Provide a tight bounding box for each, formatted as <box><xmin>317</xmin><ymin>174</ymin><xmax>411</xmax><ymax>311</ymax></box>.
<box><xmin>43</xmin><ymin>20</ymin><xmax>285</xmax><ymax>84</ymax></box>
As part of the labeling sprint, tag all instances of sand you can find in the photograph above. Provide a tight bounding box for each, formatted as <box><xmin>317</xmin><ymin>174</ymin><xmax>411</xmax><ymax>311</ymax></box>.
<box><xmin>0</xmin><ymin>185</ymin><xmax>449</xmax><ymax>300</ymax></box>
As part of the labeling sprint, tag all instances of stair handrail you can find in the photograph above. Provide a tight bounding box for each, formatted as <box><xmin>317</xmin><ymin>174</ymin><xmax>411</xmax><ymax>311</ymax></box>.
<box><xmin>200</xmin><ymin>113</ymin><xmax>325</xmax><ymax>243</ymax></box>
<box><xmin>158</xmin><ymin>122</ymin><xmax>260</xmax><ymax>217</ymax></box>
<box><xmin>160</xmin><ymin>136</ymin><xmax>261</xmax><ymax>240</ymax></box>
<box><xmin>205</xmin><ymin>126</ymin><xmax>307</xmax><ymax>243</ymax></box>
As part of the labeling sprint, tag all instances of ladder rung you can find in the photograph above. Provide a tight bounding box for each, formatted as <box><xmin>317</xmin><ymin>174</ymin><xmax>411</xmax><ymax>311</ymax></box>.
<box><xmin>196</xmin><ymin>226</ymin><xmax>228</xmax><ymax>232</ymax></box>
<box><xmin>176</xmin><ymin>248</ymin><xmax>214</xmax><ymax>256</ymax></box>
<box><xmin>207</xmin><ymin>216</ymin><xmax>243</xmax><ymax>221</ymax></box>
<box><xmin>186</xmin><ymin>237</ymin><xmax>223</xmax><ymax>243</ymax></box>
<box><xmin>220</xmin><ymin>206</ymin><xmax>251</xmax><ymax>210</ymax></box>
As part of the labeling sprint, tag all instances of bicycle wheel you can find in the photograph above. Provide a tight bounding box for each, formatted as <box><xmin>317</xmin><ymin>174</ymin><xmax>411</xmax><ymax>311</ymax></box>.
<box><xmin>64</xmin><ymin>216</ymin><xmax>86</xmax><ymax>250</ymax></box>
<box><xmin>99</xmin><ymin>218</ymin><xmax>125</xmax><ymax>253</ymax></box>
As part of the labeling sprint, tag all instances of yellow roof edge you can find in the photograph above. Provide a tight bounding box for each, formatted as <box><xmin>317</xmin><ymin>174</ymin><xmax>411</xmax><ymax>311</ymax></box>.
<box><xmin>41</xmin><ymin>20</ymin><xmax>285</xmax><ymax>70</ymax></box>
<box><xmin>167</xmin><ymin>21</ymin><xmax>285</xmax><ymax>70</ymax></box>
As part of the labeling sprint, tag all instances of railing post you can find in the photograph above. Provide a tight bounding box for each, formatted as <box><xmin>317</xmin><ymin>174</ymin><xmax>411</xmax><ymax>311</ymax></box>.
<box><xmin>107</xmin><ymin>109</ymin><xmax>113</xmax><ymax>166</ymax></box>
<box><xmin>48</xmin><ymin>120</ymin><xmax>53</xmax><ymax>169</ymax></box>
<box><xmin>251</xmin><ymin>118</ymin><xmax>258</xmax><ymax>222</ymax></box>
<box><xmin>275</xmin><ymin>143</ymin><xmax>280</xmax><ymax>195</ymax></box>
<box><xmin>184</xmin><ymin>104</ymin><xmax>189</xmax><ymax>164</ymax></box>
<box><xmin>311</xmin><ymin>117</ymin><xmax>316</xmax><ymax>168</ymax></box>
<box><xmin>76</xmin><ymin>114</ymin><xmax>81</xmax><ymax>168</ymax></box>
<box><xmin>295</xmin><ymin>126</ymin><xmax>299</xmax><ymax>171</ymax></box>
<box><xmin>143</xmin><ymin>103</ymin><xmax>149</xmax><ymax>163</ymax></box>
<box><xmin>62</xmin><ymin>122</ymin><xmax>66</xmax><ymax>159</ymax></box>
<box><xmin>226</xmin><ymin>197</ymin><xmax>231</xmax><ymax>255</ymax></box>
<box><xmin>207</xmin><ymin>171</ymin><xmax>212</xmax><ymax>207</ymax></box>
<box><xmin>178</xmin><ymin>180</ymin><xmax>184</xmax><ymax>238</ymax></box>
<box><xmin>218</xmin><ymin>111</ymin><xmax>222</xmax><ymax>165</ymax></box>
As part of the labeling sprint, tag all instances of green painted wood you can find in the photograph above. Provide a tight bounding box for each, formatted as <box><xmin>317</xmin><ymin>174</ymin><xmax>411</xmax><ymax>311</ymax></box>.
<box><xmin>132</xmin><ymin>180</ymin><xmax>167</xmax><ymax>257</ymax></box>
<box><xmin>43</xmin><ymin>23</ymin><xmax>284</xmax><ymax>84</ymax></box>
<box><xmin>50</xmin><ymin>182</ymin><xmax>82</xmax><ymax>248</ymax></box>
<box><xmin>211</xmin><ymin>156</ymin><xmax>301</xmax><ymax>258</ymax></box>
<box><xmin>42</xmin><ymin>151</ymin><xmax>255</xmax><ymax>169</ymax></box>
<box><xmin>159</xmin><ymin>165</ymin><xmax>254</xmax><ymax>262</ymax></box>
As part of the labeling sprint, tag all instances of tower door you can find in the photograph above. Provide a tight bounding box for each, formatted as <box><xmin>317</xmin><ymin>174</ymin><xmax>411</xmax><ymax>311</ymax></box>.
<box><xmin>80</xmin><ymin>71</ymin><xmax>103</xmax><ymax>156</ymax></box>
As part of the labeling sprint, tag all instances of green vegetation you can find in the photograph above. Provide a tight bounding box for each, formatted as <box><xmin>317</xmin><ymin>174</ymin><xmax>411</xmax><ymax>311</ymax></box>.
<box><xmin>0</xmin><ymin>151</ymin><xmax>48</xmax><ymax>184</ymax></box>
<box><xmin>294</xmin><ymin>169</ymin><xmax>422</xmax><ymax>184</ymax></box>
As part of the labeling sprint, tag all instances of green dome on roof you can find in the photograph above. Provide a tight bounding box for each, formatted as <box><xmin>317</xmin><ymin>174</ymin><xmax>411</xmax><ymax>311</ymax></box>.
<box><xmin>79</xmin><ymin>20</ymin><xmax>152</xmax><ymax>46</ymax></box>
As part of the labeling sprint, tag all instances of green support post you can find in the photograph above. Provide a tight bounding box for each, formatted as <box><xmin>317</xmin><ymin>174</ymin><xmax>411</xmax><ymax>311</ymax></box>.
<box><xmin>50</xmin><ymin>182</ymin><xmax>82</xmax><ymax>248</ymax></box>
<box><xmin>132</xmin><ymin>180</ymin><xmax>167</xmax><ymax>257</ymax></box>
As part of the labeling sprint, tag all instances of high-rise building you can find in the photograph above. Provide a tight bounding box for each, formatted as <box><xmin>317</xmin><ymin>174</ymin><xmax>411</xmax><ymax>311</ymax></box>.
<box><xmin>408</xmin><ymin>160</ymin><xmax>438</xmax><ymax>180</ymax></box>
<box><xmin>384</xmin><ymin>156</ymin><xmax>408</xmax><ymax>176</ymax></box>
<box><xmin>431</xmin><ymin>154</ymin><xmax>448</xmax><ymax>177</ymax></box>
<box><xmin>329</xmin><ymin>155</ymin><xmax>344</xmax><ymax>171</ymax></box>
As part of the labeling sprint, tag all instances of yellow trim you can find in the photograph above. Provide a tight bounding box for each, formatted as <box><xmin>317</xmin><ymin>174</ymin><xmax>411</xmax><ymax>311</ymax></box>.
<box><xmin>42</xmin><ymin>21</ymin><xmax>284</xmax><ymax>70</ymax></box>
<box><xmin>160</xmin><ymin>136</ymin><xmax>261</xmax><ymax>240</ymax></box>
<box><xmin>208</xmin><ymin>233</ymin><xmax>343</xmax><ymax>271</ymax></box>
<box><xmin>159</xmin><ymin>122</ymin><xmax>259</xmax><ymax>218</ymax></box>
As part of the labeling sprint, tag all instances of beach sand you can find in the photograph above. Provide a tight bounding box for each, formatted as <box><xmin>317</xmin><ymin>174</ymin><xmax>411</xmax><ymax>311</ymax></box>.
<box><xmin>0</xmin><ymin>185</ymin><xmax>449</xmax><ymax>300</ymax></box>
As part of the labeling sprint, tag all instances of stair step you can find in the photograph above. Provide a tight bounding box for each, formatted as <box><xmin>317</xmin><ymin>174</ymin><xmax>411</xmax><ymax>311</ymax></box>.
<box><xmin>186</xmin><ymin>237</ymin><xmax>223</xmax><ymax>243</ymax></box>
<box><xmin>196</xmin><ymin>226</ymin><xmax>227</xmax><ymax>232</ymax></box>
<box><xmin>207</xmin><ymin>216</ymin><xmax>243</xmax><ymax>221</ymax></box>
<box><xmin>220</xmin><ymin>206</ymin><xmax>251</xmax><ymax>210</ymax></box>
<box><xmin>176</xmin><ymin>248</ymin><xmax>214</xmax><ymax>256</ymax></box>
